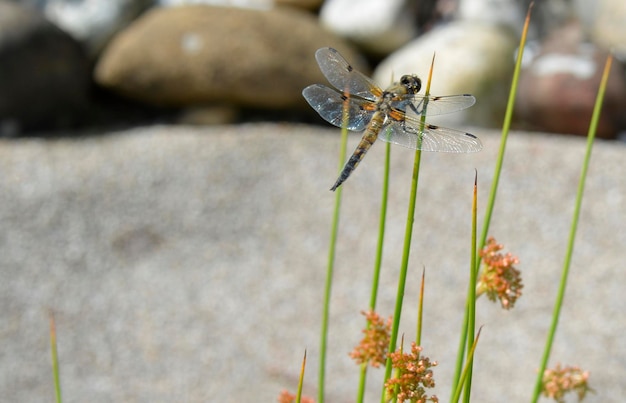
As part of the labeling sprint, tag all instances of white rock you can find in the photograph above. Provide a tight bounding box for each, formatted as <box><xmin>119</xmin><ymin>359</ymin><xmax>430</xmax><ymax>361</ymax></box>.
<box><xmin>37</xmin><ymin>0</ymin><xmax>151</xmax><ymax>57</ymax></box>
<box><xmin>457</xmin><ymin>0</ymin><xmax>524</xmax><ymax>35</ymax></box>
<box><xmin>579</xmin><ymin>0</ymin><xmax>626</xmax><ymax>59</ymax></box>
<box><xmin>373</xmin><ymin>22</ymin><xmax>517</xmax><ymax>127</ymax></box>
<box><xmin>319</xmin><ymin>0</ymin><xmax>416</xmax><ymax>54</ymax></box>
<box><xmin>156</xmin><ymin>0</ymin><xmax>275</xmax><ymax>9</ymax></box>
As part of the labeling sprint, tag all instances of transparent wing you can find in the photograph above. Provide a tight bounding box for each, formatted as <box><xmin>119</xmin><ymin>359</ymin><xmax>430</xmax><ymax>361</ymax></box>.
<box><xmin>393</xmin><ymin>93</ymin><xmax>476</xmax><ymax>117</ymax></box>
<box><xmin>302</xmin><ymin>84</ymin><xmax>374</xmax><ymax>131</ymax></box>
<box><xmin>379</xmin><ymin>119</ymin><xmax>482</xmax><ymax>153</ymax></box>
<box><xmin>314</xmin><ymin>47</ymin><xmax>381</xmax><ymax>101</ymax></box>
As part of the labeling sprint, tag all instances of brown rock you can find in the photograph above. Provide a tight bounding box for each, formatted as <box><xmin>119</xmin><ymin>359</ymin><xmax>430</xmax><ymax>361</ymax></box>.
<box><xmin>516</xmin><ymin>22</ymin><xmax>626</xmax><ymax>139</ymax></box>
<box><xmin>94</xmin><ymin>5</ymin><xmax>362</xmax><ymax>109</ymax></box>
<box><xmin>276</xmin><ymin>0</ymin><xmax>323</xmax><ymax>10</ymax></box>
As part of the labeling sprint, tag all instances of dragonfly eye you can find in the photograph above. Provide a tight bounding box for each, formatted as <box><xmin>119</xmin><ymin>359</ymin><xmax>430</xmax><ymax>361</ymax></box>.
<box><xmin>400</xmin><ymin>75</ymin><xmax>422</xmax><ymax>94</ymax></box>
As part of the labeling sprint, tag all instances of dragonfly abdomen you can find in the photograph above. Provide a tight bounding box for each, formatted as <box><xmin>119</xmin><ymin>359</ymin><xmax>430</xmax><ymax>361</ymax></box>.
<box><xmin>330</xmin><ymin>112</ymin><xmax>385</xmax><ymax>191</ymax></box>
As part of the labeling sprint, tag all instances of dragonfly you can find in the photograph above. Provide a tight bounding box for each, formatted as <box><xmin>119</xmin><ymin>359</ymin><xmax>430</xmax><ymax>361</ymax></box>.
<box><xmin>302</xmin><ymin>47</ymin><xmax>482</xmax><ymax>191</ymax></box>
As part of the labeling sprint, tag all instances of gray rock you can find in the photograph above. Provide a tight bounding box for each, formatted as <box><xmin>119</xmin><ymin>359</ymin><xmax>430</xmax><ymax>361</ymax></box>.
<box><xmin>0</xmin><ymin>1</ymin><xmax>91</xmax><ymax>134</ymax></box>
<box><xmin>24</xmin><ymin>0</ymin><xmax>152</xmax><ymax>58</ymax></box>
<box><xmin>1</xmin><ymin>123</ymin><xmax>625</xmax><ymax>401</ymax></box>
<box><xmin>94</xmin><ymin>5</ymin><xmax>363</xmax><ymax>109</ymax></box>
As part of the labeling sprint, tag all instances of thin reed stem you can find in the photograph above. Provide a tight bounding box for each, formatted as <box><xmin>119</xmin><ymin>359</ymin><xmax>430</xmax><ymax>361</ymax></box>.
<box><xmin>451</xmin><ymin>5</ymin><xmax>533</xmax><ymax>398</ymax></box>
<box><xmin>530</xmin><ymin>52</ymin><xmax>613</xmax><ymax>403</ymax></box>
<box><xmin>416</xmin><ymin>268</ymin><xmax>426</xmax><ymax>346</ymax></box>
<box><xmin>479</xmin><ymin>1</ymin><xmax>534</xmax><ymax>256</ymax></box>
<box><xmin>297</xmin><ymin>350</ymin><xmax>307</xmax><ymax>403</ymax></box>
<box><xmin>380</xmin><ymin>54</ymin><xmax>436</xmax><ymax>403</ymax></box>
<box><xmin>318</xmin><ymin>93</ymin><xmax>350</xmax><ymax>403</ymax></box>
<box><xmin>462</xmin><ymin>172</ymin><xmax>479</xmax><ymax>403</ymax></box>
<box><xmin>49</xmin><ymin>314</ymin><xmax>62</xmax><ymax>403</ymax></box>
<box><xmin>451</xmin><ymin>327</ymin><xmax>483</xmax><ymax>403</ymax></box>
<box><xmin>356</xmin><ymin>141</ymin><xmax>392</xmax><ymax>403</ymax></box>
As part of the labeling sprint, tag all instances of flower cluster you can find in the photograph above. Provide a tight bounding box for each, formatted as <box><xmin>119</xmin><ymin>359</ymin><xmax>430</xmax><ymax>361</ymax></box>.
<box><xmin>277</xmin><ymin>390</ymin><xmax>315</xmax><ymax>403</ymax></box>
<box><xmin>477</xmin><ymin>236</ymin><xmax>523</xmax><ymax>309</ymax></box>
<box><xmin>542</xmin><ymin>364</ymin><xmax>592</xmax><ymax>403</ymax></box>
<box><xmin>349</xmin><ymin>310</ymin><xmax>392</xmax><ymax>368</ymax></box>
<box><xmin>384</xmin><ymin>342</ymin><xmax>438</xmax><ymax>403</ymax></box>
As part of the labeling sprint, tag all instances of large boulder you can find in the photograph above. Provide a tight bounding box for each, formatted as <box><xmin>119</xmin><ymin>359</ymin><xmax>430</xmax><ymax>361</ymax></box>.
<box><xmin>94</xmin><ymin>5</ymin><xmax>363</xmax><ymax>110</ymax></box>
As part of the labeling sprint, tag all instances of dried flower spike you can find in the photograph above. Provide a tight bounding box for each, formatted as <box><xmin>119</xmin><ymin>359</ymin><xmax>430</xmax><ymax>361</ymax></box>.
<box><xmin>277</xmin><ymin>390</ymin><xmax>315</xmax><ymax>403</ymax></box>
<box><xmin>385</xmin><ymin>342</ymin><xmax>438</xmax><ymax>403</ymax></box>
<box><xmin>477</xmin><ymin>236</ymin><xmax>523</xmax><ymax>309</ymax></box>
<box><xmin>349</xmin><ymin>310</ymin><xmax>392</xmax><ymax>368</ymax></box>
<box><xmin>542</xmin><ymin>364</ymin><xmax>592</xmax><ymax>403</ymax></box>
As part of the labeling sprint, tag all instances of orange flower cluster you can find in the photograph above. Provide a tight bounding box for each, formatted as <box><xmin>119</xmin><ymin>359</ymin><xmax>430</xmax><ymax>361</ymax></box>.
<box><xmin>542</xmin><ymin>364</ymin><xmax>592</xmax><ymax>403</ymax></box>
<box><xmin>385</xmin><ymin>342</ymin><xmax>438</xmax><ymax>403</ymax></box>
<box><xmin>477</xmin><ymin>237</ymin><xmax>523</xmax><ymax>309</ymax></box>
<box><xmin>349</xmin><ymin>310</ymin><xmax>392</xmax><ymax>368</ymax></box>
<box><xmin>277</xmin><ymin>390</ymin><xmax>315</xmax><ymax>403</ymax></box>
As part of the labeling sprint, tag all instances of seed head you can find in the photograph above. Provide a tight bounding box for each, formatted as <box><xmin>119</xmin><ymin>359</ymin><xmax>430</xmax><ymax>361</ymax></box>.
<box><xmin>542</xmin><ymin>364</ymin><xmax>592</xmax><ymax>402</ymax></box>
<box><xmin>277</xmin><ymin>390</ymin><xmax>315</xmax><ymax>403</ymax></box>
<box><xmin>477</xmin><ymin>237</ymin><xmax>523</xmax><ymax>309</ymax></box>
<box><xmin>385</xmin><ymin>342</ymin><xmax>438</xmax><ymax>402</ymax></box>
<box><xmin>349</xmin><ymin>310</ymin><xmax>392</xmax><ymax>368</ymax></box>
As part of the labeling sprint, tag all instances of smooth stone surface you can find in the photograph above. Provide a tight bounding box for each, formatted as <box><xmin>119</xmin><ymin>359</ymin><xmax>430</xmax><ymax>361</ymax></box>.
<box><xmin>94</xmin><ymin>5</ymin><xmax>362</xmax><ymax>109</ymax></box>
<box><xmin>319</xmin><ymin>0</ymin><xmax>416</xmax><ymax>54</ymax></box>
<box><xmin>1</xmin><ymin>124</ymin><xmax>624</xmax><ymax>402</ymax></box>
<box><xmin>516</xmin><ymin>22</ymin><xmax>626</xmax><ymax>139</ymax></box>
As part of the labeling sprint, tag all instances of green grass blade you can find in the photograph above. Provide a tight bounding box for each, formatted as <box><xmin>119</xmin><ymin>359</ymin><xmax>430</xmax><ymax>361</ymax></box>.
<box><xmin>462</xmin><ymin>173</ymin><xmax>479</xmax><ymax>403</ymax></box>
<box><xmin>479</xmin><ymin>1</ymin><xmax>534</xmax><ymax>255</ymax></box>
<box><xmin>49</xmin><ymin>314</ymin><xmax>62</xmax><ymax>403</ymax></box>
<box><xmin>296</xmin><ymin>350</ymin><xmax>307</xmax><ymax>403</ymax></box>
<box><xmin>318</xmin><ymin>91</ymin><xmax>350</xmax><ymax>403</ymax></box>
<box><xmin>452</xmin><ymin>327</ymin><xmax>483</xmax><ymax>403</ymax></box>
<box><xmin>530</xmin><ymin>52</ymin><xmax>613</xmax><ymax>403</ymax></box>
<box><xmin>451</xmin><ymin>5</ymin><xmax>534</xmax><ymax>399</ymax></box>
<box><xmin>451</xmin><ymin>305</ymin><xmax>469</xmax><ymax>402</ymax></box>
<box><xmin>371</xmin><ymin>140</ymin><xmax>391</xmax><ymax>311</ymax></box>
<box><xmin>380</xmin><ymin>53</ymin><xmax>436</xmax><ymax>402</ymax></box>
<box><xmin>356</xmin><ymin>140</ymin><xmax>391</xmax><ymax>403</ymax></box>
<box><xmin>416</xmin><ymin>268</ymin><xmax>426</xmax><ymax>346</ymax></box>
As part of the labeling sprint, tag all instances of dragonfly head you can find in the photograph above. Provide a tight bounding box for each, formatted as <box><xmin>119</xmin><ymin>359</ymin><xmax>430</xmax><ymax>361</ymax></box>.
<box><xmin>399</xmin><ymin>75</ymin><xmax>422</xmax><ymax>95</ymax></box>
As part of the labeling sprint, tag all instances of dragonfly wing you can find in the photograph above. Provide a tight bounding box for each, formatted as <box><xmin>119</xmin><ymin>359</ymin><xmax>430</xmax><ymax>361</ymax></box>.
<box><xmin>302</xmin><ymin>84</ymin><xmax>373</xmax><ymax>131</ymax></box>
<box><xmin>397</xmin><ymin>94</ymin><xmax>476</xmax><ymax>116</ymax></box>
<box><xmin>380</xmin><ymin>120</ymin><xmax>482</xmax><ymax>153</ymax></box>
<box><xmin>314</xmin><ymin>47</ymin><xmax>381</xmax><ymax>101</ymax></box>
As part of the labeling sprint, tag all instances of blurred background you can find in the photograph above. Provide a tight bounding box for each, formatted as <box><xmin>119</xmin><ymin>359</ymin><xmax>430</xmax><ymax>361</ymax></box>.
<box><xmin>1</xmin><ymin>1</ymin><xmax>626</xmax><ymax>402</ymax></box>
<box><xmin>1</xmin><ymin>0</ymin><xmax>625</xmax><ymax>138</ymax></box>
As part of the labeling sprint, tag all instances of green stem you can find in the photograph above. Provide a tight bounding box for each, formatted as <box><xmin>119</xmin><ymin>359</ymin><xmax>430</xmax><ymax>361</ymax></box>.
<box><xmin>479</xmin><ymin>2</ymin><xmax>533</xmax><ymax>254</ymax></box>
<box><xmin>451</xmin><ymin>6</ymin><xmax>533</xmax><ymax>399</ymax></box>
<box><xmin>357</xmin><ymin>141</ymin><xmax>391</xmax><ymax>403</ymax></box>
<box><xmin>319</xmin><ymin>111</ymin><xmax>350</xmax><ymax>403</ymax></box>
<box><xmin>530</xmin><ymin>53</ymin><xmax>613</xmax><ymax>403</ymax></box>
<box><xmin>381</xmin><ymin>51</ymin><xmax>436</xmax><ymax>400</ymax></box>
<box><xmin>452</xmin><ymin>327</ymin><xmax>483</xmax><ymax>403</ymax></box>
<box><xmin>416</xmin><ymin>268</ymin><xmax>425</xmax><ymax>346</ymax></box>
<box><xmin>371</xmin><ymin>140</ymin><xmax>391</xmax><ymax>311</ymax></box>
<box><xmin>50</xmin><ymin>315</ymin><xmax>62</xmax><ymax>403</ymax></box>
<box><xmin>380</xmin><ymin>148</ymin><xmax>421</xmax><ymax>403</ymax></box>
<box><xmin>296</xmin><ymin>350</ymin><xmax>307</xmax><ymax>403</ymax></box>
<box><xmin>462</xmin><ymin>173</ymin><xmax>479</xmax><ymax>403</ymax></box>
